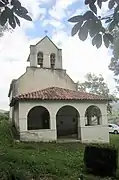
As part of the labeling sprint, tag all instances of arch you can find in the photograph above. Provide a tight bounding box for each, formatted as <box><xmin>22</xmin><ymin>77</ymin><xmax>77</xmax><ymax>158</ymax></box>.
<box><xmin>27</xmin><ymin>106</ymin><xmax>50</xmax><ymax>130</ymax></box>
<box><xmin>85</xmin><ymin>105</ymin><xmax>102</xmax><ymax>126</ymax></box>
<box><xmin>50</xmin><ymin>53</ymin><xmax>56</xmax><ymax>68</ymax></box>
<box><xmin>56</xmin><ymin>105</ymin><xmax>80</xmax><ymax>139</ymax></box>
<box><xmin>37</xmin><ymin>51</ymin><xmax>43</xmax><ymax>67</ymax></box>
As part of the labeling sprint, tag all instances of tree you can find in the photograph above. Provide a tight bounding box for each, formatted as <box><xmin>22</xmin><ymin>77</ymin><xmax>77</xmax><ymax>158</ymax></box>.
<box><xmin>108</xmin><ymin>28</ymin><xmax>119</xmax><ymax>89</ymax></box>
<box><xmin>78</xmin><ymin>73</ymin><xmax>116</xmax><ymax>114</ymax></box>
<box><xmin>0</xmin><ymin>0</ymin><xmax>32</xmax><ymax>30</ymax></box>
<box><xmin>68</xmin><ymin>0</ymin><xmax>119</xmax><ymax>49</ymax></box>
<box><xmin>78</xmin><ymin>73</ymin><xmax>110</xmax><ymax>95</ymax></box>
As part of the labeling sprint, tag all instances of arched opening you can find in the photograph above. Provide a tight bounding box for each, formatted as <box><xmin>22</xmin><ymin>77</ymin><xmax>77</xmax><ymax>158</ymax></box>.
<box><xmin>27</xmin><ymin>106</ymin><xmax>50</xmax><ymax>130</ymax></box>
<box><xmin>37</xmin><ymin>51</ymin><xmax>43</xmax><ymax>67</ymax></box>
<box><xmin>50</xmin><ymin>53</ymin><xmax>56</xmax><ymax>69</ymax></box>
<box><xmin>56</xmin><ymin>106</ymin><xmax>80</xmax><ymax>139</ymax></box>
<box><xmin>85</xmin><ymin>105</ymin><xmax>102</xmax><ymax>126</ymax></box>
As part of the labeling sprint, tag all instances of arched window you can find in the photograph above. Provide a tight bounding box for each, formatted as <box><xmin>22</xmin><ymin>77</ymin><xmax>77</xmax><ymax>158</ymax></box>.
<box><xmin>27</xmin><ymin>106</ymin><xmax>50</xmax><ymax>130</ymax></box>
<box><xmin>85</xmin><ymin>105</ymin><xmax>102</xmax><ymax>126</ymax></box>
<box><xmin>50</xmin><ymin>53</ymin><xmax>56</xmax><ymax>68</ymax></box>
<box><xmin>37</xmin><ymin>52</ymin><xmax>43</xmax><ymax>67</ymax></box>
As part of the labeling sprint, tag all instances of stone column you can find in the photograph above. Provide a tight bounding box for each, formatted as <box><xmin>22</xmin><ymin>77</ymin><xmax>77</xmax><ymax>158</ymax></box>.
<box><xmin>50</xmin><ymin>115</ymin><xmax>57</xmax><ymax>141</ymax></box>
<box><xmin>101</xmin><ymin>107</ymin><xmax>108</xmax><ymax>125</ymax></box>
<box><xmin>78</xmin><ymin>111</ymin><xmax>85</xmax><ymax>141</ymax></box>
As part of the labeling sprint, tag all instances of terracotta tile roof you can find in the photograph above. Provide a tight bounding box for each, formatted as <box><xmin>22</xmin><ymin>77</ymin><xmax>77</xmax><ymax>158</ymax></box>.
<box><xmin>10</xmin><ymin>87</ymin><xmax>109</xmax><ymax>106</ymax></box>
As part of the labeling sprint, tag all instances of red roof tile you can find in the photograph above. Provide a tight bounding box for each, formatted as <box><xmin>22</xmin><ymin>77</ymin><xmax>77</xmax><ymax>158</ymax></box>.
<box><xmin>10</xmin><ymin>87</ymin><xmax>109</xmax><ymax>106</ymax></box>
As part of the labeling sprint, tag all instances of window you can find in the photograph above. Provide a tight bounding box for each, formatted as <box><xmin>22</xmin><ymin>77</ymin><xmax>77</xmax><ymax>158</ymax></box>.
<box><xmin>50</xmin><ymin>53</ymin><xmax>56</xmax><ymax>68</ymax></box>
<box><xmin>37</xmin><ymin>52</ymin><xmax>43</xmax><ymax>67</ymax></box>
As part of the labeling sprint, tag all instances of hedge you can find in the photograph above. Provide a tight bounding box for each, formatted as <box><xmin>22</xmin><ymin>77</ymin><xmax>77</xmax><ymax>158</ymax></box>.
<box><xmin>84</xmin><ymin>144</ymin><xmax>118</xmax><ymax>177</ymax></box>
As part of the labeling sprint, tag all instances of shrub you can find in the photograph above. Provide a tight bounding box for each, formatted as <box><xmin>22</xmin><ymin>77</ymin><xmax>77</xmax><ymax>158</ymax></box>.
<box><xmin>84</xmin><ymin>144</ymin><xmax>118</xmax><ymax>177</ymax></box>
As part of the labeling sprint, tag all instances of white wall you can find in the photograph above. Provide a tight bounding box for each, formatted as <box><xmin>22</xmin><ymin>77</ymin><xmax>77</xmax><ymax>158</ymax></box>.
<box><xmin>18</xmin><ymin>100</ymin><xmax>109</xmax><ymax>143</ymax></box>
<box><xmin>14</xmin><ymin>68</ymin><xmax>77</xmax><ymax>95</ymax></box>
<box><xmin>20</xmin><ymin>129</ymin><xmax>56</xmax><ymax>142</ymax></box>
<box><xmin>81</xmin><ymin>125</ymin><xmax>109</xmax><ymax>143</ymax></box>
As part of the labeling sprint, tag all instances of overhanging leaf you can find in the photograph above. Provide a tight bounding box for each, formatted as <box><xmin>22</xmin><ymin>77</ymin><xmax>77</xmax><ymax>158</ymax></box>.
<box><xmin>108</xmin><ymin>21</ymin><xmax>115</xmax><ymax>31</ymax></box>
<box><xmin>114</xmin><ymin>12</ymin><xmax>119</xmax><ymax>23</ymax></box>
<box><xmin>88</xmin><ymin>20</ymin><xmax>98</xmax><ymax>37</ymax></box>
<box><xmin>114</xmin><ymin>5</ymin><xmax>119</xmax><ymax>13</ymax></box>
<box><xmin>83</xmin><ymin>11</ymin><xmax>97</xmax><ymax>20</ymax></box>
<box><xmin>9</xmin><ymin>15</ymin><xmax>16</xmax><ymax>29</ymax></box>
<box><xmin>0</xmin><ymin>10</ymin><xmax>8</xmax><ymax>26</ymax></box>
<box><xmin>106</xmin><ymin>33</ymin><xmax>114</xmax><ymax>43</ymax></box>
<box><xmin>108</xmin><ymin>0</ymin><xmax>115</xmax><ymax>9</ymax></box>
<box><xmin>19</xmin><ymin>6</ymin><xmax>28</xmax><ymax>15</ymax></box>
<box><xmin>11</xmin><ymin>0</ymin><xmax>21</xmax><ymax>7</ymax></box>
<box><xmin>105</xmin><ymin>18</ymin><xmax>112</xmax><ymax>23</ymax></box>
<box><xmin>97</xmin><ymin>0</ymin><xmax>102</xmax><ymax>9</ymax></box>
<box><xmin>85</xmin><ymin>0</ymin><xmax>90</xmax><ymax>5</ymax></box>
<box><xmin>0</xmin><ymin>2</ymin><xmax>4</xmax><ymax>7</ymax></box>
<box><xmin>2</xmin><ymin>0</ymin><xmax>9</xmax><ymax>4</ymax></box>
<box><xmin>14</xmin><ymin>15</ymin><xmax>20</xmax><ymax>26</ymax></box>
<box><xmin>13</xmin><ymin>7</ymin><xmax>32</xmax><ymax>21</ymax></box>
<box><xmin>71</xmin><ymin>21</ymin><xmax>83</xmax><ymax>36</ymax></box>
<box><xmin>92</xmin><ymin>34</ymin><xmax>102</xmax><ymax>48</ymax></box>
<box><xmin>103</xmin><ymin>34</ymin><xmax>110</xmax><ymax>48</ymax></box>
<box><xmin>78</xmin><ymin>21</ymin><xmax>88</xmax><ymax>41</ymax></box>
<box><xmin>89</xmin><ymin>0</ymin><xmax>96</xmax><ymax>4</ymax></box>
<box><xmin>21</xmin><ymin>14</ymin><xmax>32</xmax><ymax>21</ymax></box>
<box><xmin>88</xmin><ymin>20</ymin><xmax>102</xmax><ymax>37</ymax></box>
<box><xmin>68</xmin><ymin>15</ymin><xmax>83</xmax><ymax>23</ymax></box>
<box><xmin>13</xmin><ymin>7</ymin><xmax>22</xmax><ymax>17</ymax></box>
<box><xmin>89</xmin><ymin>3</ymin><xmax>97</xmax><ymax>14</ymax></box>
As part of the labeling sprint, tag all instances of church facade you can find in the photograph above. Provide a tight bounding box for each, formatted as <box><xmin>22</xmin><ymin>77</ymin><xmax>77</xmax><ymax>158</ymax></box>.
<box><xmin>8</xmin><ymin>36</ymin><xmax>109</xmax><ymax>143</ymax></box>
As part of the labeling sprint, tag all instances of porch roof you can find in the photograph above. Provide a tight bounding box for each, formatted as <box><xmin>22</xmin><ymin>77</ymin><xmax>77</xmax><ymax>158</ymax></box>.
<box><xmin>10</xmin><ymin>87</ymin><xmax>110</xmax><ymax>106</ymax></box>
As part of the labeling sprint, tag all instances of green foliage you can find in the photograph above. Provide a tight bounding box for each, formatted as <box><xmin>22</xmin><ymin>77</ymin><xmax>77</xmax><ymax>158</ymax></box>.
<box><xmin>78</xmin><ymin>73</ymin><xmax>117</xmax><ymax>114</ymax></box>
<box><xmin>0</xmin><ymin>119</ymin><xmax>119</xmax><ymax>180</ymax></box>
<box><xmin>68</xmin><ymin>0</ymin><xmax>119</xmax><ymax>48</ymax></box>
<box><xmin>0</xmin><ymin>112</ymin><xmax>9</xmax><ymax>121</ymax></box>
<box><xmin>78</xmin><ymin>73</ymin><xmax>110</xmax><ymax>96</ymax></box>
<box><xmin>0</xmin><ymin>120</ymin><xmax>13</xmax><ymax>146</ymax></box>
<box><xmin>108</xmin><ymin>28</ymin><xmax>119</xmax><ymax>91</ymax></box>
<box><xmin>0</xmin><ymin>0</ymin><xmax>32</xmax><ymax>29</ymax></box>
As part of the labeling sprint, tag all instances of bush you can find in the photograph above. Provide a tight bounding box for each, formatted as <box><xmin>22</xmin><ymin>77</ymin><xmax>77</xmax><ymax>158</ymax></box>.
<box><xmin>84</xmin><ymin>144</ymin><xmax>118</xmax><ymax>177</ymax></box>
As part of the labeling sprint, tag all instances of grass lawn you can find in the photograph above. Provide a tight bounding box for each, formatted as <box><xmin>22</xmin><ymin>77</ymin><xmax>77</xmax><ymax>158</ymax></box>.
<box><xmin>0</xmin><ymin>120</ymin><xmax>119</xmax><ymax>180</ymax></box>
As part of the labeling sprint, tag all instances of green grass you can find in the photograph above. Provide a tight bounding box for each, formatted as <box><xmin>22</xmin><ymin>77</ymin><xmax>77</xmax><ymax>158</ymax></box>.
<box><xmin>0</xmin><ymin>120</ymin><xmax>119</xmax><ymax>180</ymax></box>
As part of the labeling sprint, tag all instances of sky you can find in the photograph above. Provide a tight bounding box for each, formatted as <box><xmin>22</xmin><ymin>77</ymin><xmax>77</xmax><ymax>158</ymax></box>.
<box><xmin>0</xmin><ymin>0</ymin><xmax>117</xmax><ymax>110</ymax></box>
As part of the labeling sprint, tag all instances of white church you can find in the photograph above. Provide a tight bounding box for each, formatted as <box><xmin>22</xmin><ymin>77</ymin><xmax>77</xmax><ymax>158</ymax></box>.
<box><xmin>8</xmin><ymin>36</ymin><xmax>109</xmax><ymax>143</ymax></box>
